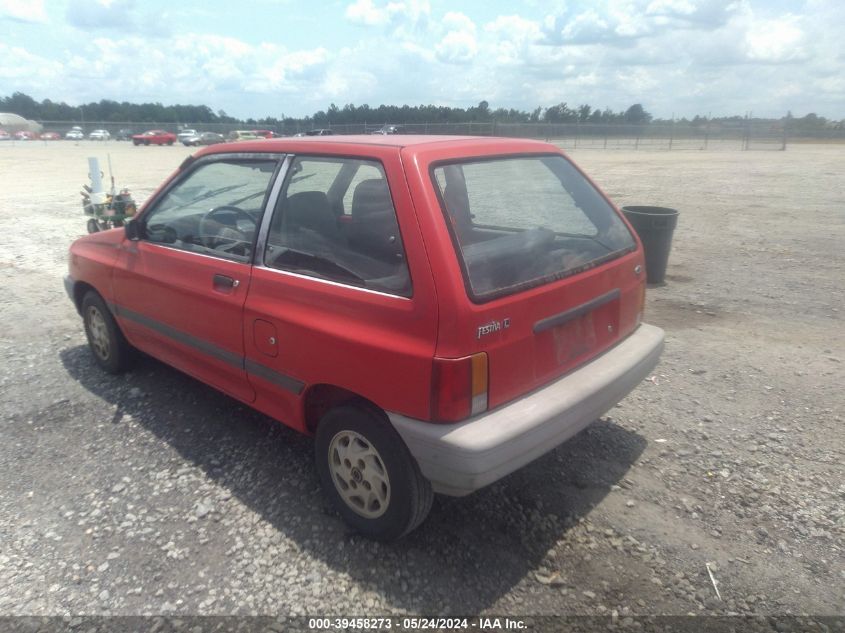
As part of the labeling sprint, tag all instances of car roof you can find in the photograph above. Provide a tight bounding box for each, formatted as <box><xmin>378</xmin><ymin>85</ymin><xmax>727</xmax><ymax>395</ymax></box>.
<box><xmin>195</xmin><ymin>135</ymin><xmax>554</xmax><ymax>158</ymax></box>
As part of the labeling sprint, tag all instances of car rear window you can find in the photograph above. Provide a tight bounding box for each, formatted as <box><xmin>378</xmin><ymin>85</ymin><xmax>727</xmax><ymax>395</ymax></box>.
<box><xmin>432</xmin><ymin>155</ymin><xmax>636</xmax><ymax>302</ymax></box>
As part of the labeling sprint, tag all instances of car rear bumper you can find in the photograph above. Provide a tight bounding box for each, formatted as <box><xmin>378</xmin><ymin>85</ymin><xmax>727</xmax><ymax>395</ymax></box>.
<box><xmin>388</xmin><ymin>323</ymin><xmax>664</xmax><ymax>496</ymax></box>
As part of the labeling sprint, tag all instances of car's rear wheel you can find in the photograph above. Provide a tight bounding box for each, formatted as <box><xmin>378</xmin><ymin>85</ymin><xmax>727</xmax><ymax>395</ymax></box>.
<box><xmin>81</xmin><ymin>291</ymin><xmax>134</xmax><ymax>374</ymax></box>
<box><xmin>86</xmin><ymin>218</ymin><xmax>100</xmax><ymax>234</ymax></box>
<box><xmin>133</xmin><ymin>140</ymin><xmax>140</xmax><ymax>146</ymax></box>
<box><xmin>315</xmin><ymin>404</ymin><xmax>433</xmax><ymax>541</ymax></box>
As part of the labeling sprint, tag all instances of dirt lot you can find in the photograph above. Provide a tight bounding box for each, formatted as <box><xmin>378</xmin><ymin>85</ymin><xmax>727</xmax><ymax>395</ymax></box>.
<box><xmin>0</xmin><ymin>141</ymin><xmax>842</xmax><ymax>620</ymax></box>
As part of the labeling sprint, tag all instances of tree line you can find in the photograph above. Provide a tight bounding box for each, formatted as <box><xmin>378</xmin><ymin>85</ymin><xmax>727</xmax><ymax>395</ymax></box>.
<box><xmin>0</xmin><ymin>92</ymin><xmax>654</xmax><ymax>126</ymax></box>
<box><xmin>1</xmin><ymin>92</ymin><xmax>841</xmax><ymax>131</ymax></box>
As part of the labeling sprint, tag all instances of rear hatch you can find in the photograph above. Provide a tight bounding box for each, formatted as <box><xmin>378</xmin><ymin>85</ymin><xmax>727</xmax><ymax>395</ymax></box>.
<box><xmin>430</xmin><ymin>153</ymin><xmax>645</xmax><ymax>411</ymax></box>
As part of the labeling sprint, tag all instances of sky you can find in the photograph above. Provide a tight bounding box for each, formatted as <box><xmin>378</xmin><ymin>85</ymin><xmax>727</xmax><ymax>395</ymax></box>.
<box><xmin>0</xmin><ymin>0</ymin><xmax>843</xmax><ymax>121</ymax></box>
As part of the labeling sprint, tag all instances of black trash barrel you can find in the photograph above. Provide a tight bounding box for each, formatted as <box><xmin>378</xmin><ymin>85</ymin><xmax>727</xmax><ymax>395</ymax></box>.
<box><xmin>622</xmin><ymin>206</ymin><xmax>679</xmax><ymax>285</ymax></box>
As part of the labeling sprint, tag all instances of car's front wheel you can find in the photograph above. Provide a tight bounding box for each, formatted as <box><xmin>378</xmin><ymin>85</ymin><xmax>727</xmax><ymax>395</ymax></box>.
<box><xmin>315</xmin><ymin>404</ymin><xmax>433</xmax><ymax>540</ymax></box>
<box><xmin>81</xmin><ymin>291</ymin><xmax>134</xmax><ymax>374</ymax></box>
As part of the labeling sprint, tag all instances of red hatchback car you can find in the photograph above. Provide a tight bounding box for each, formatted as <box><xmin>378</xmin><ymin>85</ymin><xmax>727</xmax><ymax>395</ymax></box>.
<box><xmin>65</xmin><ymin>136</ymin><xmax>663</xmax><ymax>539</ymax></box>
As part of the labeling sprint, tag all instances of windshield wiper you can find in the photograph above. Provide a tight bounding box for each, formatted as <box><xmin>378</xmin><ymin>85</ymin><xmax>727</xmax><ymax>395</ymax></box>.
<box><xmin>229</xmin><ymin>189</ymin><xmax>267</xmax><ymax>208</ymax></box>
<box><xmin>172</xmin><ymin>183</ymin><xmax>248</xmax><ymax>211</ymax></box>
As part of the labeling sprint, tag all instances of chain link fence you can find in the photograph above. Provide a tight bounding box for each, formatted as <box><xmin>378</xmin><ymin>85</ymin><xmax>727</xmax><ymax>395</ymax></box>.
<box><xmin>31</xmin><ymin>119</ymin><xmax>845</xmax><ymax>149</ymax></box>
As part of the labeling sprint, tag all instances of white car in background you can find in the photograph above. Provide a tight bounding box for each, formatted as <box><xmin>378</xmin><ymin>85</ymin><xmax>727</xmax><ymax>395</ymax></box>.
<box><xmin>66</xmin><ymin>127</ymin><xmax>84</xmax><ymax>140</ymax></box>
<box><xmin>177</xmin><ymin>129</ymin><xmax>198</xmax><ymax>143</ymax></box>
<box><xmin>89</xmin><ymin>129</ymin><xmax>111</xmax><ymax>140</ymax></box>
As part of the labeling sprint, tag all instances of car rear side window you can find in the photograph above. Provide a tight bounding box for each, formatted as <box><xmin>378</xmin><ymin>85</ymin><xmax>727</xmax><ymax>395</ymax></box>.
<box><xmin>432</xmin><ymin>155</ymin><xmax>636</xmax><ymax>302</ymax></box>
<box><xmin>142</xmin><ymin>159</ymin><xmax>277</xmax><ymax>263</ymax></box>
<box><xmin>263</xmin><ymin>156</ymin><xmax>411</xmax><ymax>297</ymax></box>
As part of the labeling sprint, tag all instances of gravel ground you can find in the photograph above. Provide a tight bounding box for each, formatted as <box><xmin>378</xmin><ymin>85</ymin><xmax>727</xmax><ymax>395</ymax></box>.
<box><xmin>0</xmin><ymin>141</ymin><xmax>842</xmax><ymax>619</ymax></box>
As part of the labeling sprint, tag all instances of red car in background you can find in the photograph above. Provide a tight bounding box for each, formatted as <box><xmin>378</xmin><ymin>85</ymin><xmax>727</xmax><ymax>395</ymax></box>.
<box><xmin>40</xmin><ymin>131</ymin><xmax>62</xmax><ymax>140</ymax></box>
<box><xmin>251</xmin><ymin>129</ymin><xmax>275</xmax><ymax>138</ymax></box>
<box><xmin>14</xmin><ymin>130</ymin><xmax>39</xmax><ymax>140</ymax></box>
<box><xmin>132</xmin><ymin>130</ymin><xmax>176</xmax><ymax>146</ymax></box>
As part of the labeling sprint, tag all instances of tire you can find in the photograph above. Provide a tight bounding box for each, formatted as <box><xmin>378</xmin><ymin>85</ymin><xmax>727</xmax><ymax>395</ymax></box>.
<box><xmin>167</xmin><ymin>140</ymin><xmax>173</xmax><ymax>146</ymax></box>
<box><xmin>81</xmin><ymin>291</ymin><xmax>134</xmax><ymax>374</ymax></box>
<box><xmin>315</xmin><ymin>404</ymin><xmax>433</xmax><ymax>541</ymax></box>
<box><xmin>133</xmin><ymin>140</ymin><xmax>140</xmax><ymax>146</ymax></box>
<box><xmin>86</xmin><ymin>218</ymin><xmax>100</xmax><ymax>234</ymax></box>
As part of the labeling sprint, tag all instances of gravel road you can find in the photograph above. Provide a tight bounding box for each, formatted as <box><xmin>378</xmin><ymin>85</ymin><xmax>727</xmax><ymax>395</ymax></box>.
<box><xmin>0</xmin><ymin>141</ymin><xmax>842</xmax><ymax>619</ymax></box>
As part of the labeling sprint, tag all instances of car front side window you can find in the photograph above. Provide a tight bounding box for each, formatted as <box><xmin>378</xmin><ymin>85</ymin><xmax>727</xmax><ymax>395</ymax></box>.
<box><xmin>142</xmin><ymin>159</ymin><xmax>278</xmax><ymax>262</ymax></box>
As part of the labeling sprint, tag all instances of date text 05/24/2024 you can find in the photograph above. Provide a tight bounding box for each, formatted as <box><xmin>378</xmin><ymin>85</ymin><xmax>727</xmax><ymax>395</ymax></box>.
<box><xmin>308</xmin><ymin>617</ymin><xmax>527</xmax><ymax>631</ymax></box>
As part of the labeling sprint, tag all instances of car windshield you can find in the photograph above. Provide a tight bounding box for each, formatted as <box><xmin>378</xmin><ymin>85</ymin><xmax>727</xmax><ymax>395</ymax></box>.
<box><xmin>432</xmin><ymin>154</ymin><xmax>636</xmax><ymax>302</ymax></box>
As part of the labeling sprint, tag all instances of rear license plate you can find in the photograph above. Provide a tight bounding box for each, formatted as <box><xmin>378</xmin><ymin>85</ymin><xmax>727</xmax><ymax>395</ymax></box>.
<box><xmin>552</xmin><ymin>301</ymin><xmax>619</xmax><ymax>366</ymax></box>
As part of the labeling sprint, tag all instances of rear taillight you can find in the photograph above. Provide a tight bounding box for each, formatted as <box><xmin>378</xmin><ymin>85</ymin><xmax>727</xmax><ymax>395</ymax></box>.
<box><xmin>431</xmin><ymin>353</ymin><xmax>488</xmax><ymax>423</ymax></box>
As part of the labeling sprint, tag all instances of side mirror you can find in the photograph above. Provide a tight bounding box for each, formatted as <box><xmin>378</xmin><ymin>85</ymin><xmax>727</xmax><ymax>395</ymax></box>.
<box><xmin>124</xmin><ymin>219</ymin><xmax>143</xmax><ymax>241</ymax></box>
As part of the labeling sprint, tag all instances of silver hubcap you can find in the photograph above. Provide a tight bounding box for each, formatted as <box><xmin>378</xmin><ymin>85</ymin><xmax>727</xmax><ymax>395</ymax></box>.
<box><xmin>86</xmin><ymin>306</ymin><xmax>110</xmax><ymax>361</ymax></box>
<box><xmin>328</xmin><ymin>430</ymin><xmax>391</xmax><ymax>519</ymax></box>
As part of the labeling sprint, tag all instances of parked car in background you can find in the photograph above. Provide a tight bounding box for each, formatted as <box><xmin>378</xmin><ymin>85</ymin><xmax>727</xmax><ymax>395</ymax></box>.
<box><xmin>0</xmin><ymin>130</ymin><xmax>12</xmax><ymax>141</ymax></box>
<box><xmin>251</xmin><ymin>129</ymin><xmax>275</xmax><ymax>139</ymax></box>
<box><xmin>371</xmin><ymin>125</ymin><xmax>403</xmax><ymax>135</ymax></box>
<box><xmin>227</xmin><ymin>130</ymin><xmax>262</xmax><ymax>142</ymax></box>
<box><xmin>64</xmin><ymin>135</ymin><xmax>663</xmax><ymax>540</ymax></box>
<box><xmin>182</xmin><ymin>131</ymin><xmax>226</xmax><ymax>146</ymax></box>
<box><xmin>115</xmin><ymin>129</ymin><xmax>134</xmax><ymax>141</ymax></box>
<box><xmin>66</xmin><ymin>127</ymin><xmax>84</xmax><ymax>140</ymax></box>
<box><xmin>132</xmin><ymin>130</ymin><xmax>176</xmax><ymax>146</ymax></box>
<box><xmin>89</xmin><ymin>129</ymin><xmax>111</xmax><ymax>141</ymax></box>
<box><xmin>177</xmin><ymin>129</ymin><xmax>198</xmax><ymax>143</ymax></box>
<box><xmin>14</xmin><ymin>131</ymin><xmax>38</xmax><ymax>140</ymax></box>
<box><xmin>305</xmin><ymin>128</ymin><xmax>334</xmax><ymax>136</ymax></box>
<box><xmin>40</xmin><ymin>131</ymin><xmax>61</xmax><ymax>140</ymax></box>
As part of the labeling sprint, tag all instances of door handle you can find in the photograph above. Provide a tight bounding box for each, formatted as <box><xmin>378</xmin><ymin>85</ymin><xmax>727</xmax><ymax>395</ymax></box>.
<box><xmin>213</xmin><ymin>274</ymin><xmax>240</xmax><ymax>291</ymax></box>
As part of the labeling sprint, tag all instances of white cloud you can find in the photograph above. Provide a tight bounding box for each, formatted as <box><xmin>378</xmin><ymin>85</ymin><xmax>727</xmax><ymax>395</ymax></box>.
<box><xmin>442</xmin><ymin>10</ymin><xmax>475</xmax><ymax>33</ymax></box>
<box><xmin>345</xmin><ymin>0</ymin><xmax>431</xmax><ymax>30</ymax></box>
<box><xmin>646</xmin><ymin>0</ymin><xmax>696</xmax><ymax>17</ymax></box>
<box><xmin>745</xmin><ymin>16</ymin><xmax>807</xmax><ymax>63</ymax></box>
<box><xmin>345</xmin><ymin>0</ymin><xmax>391</xmax><ymax>26</ymax></box>
<box><xmin>436</xmin><ymin>30</ymin><xmax>478</xmax><ymax>64</ymax></box>
<box><xmin>485</xmin><ymin>15</ymin><xmax>542</xmax><ymax>65</ymax></box>
<box><xmin>319</xmin><ymin>67</ymin><xmax>378</xmax><ymax>100</ymax></box>
<box><xmin>246</xmin><ymin>47</ymin><xmax>330</xmax><ymax>92</ymax></box>
<box><xmin>435</xmin><ymin>12</ymin><xmax>477</xmax><ymax>64</ymax></box>
<box><xmin>66</xmin><ymin>0</ymin><xmax>135</xmax><ymax>30</ymax></box>
<box><xmin>9</xmin><ymin>33</ymin><xmax>330</xmax><ymax>109</ymax></box>
<box><xmin>1</xmin><ymin>1</ymin><xmax>843</xmax><ymax>121</ymax></box>
<box><xmin>0</xmin><ymin>43</ymin><xmax>61</xmax><ymax>82</ymax></box>
<box><xmin>0</xmin><ymin>0</ymin><xmax>47</xmax><ymax>23</ymax></box>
